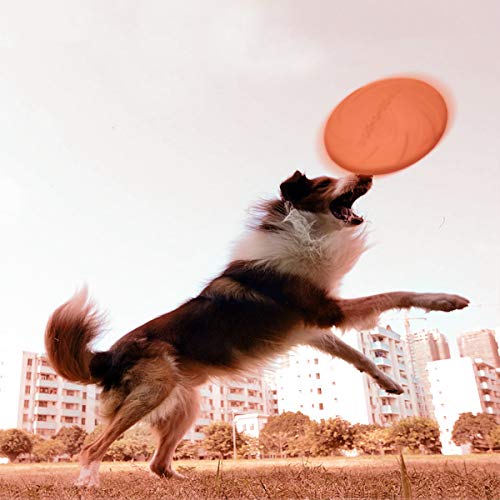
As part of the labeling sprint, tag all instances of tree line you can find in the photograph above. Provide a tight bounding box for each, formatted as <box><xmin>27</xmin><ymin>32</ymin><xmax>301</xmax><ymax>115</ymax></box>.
<box><xmin>1</xmin><ymin>412</ymin><xmax>498</xmax><ymax>463</ymax></box>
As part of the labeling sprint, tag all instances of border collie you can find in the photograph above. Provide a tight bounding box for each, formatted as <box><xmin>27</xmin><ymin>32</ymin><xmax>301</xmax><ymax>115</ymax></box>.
<box><xmin>45</xmin><ymin>171</ymin><xmax>468</xmax><ymax>486</ymax></box>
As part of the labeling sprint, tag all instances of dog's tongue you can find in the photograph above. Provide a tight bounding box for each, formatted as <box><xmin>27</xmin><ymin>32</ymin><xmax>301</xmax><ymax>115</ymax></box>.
<box><xmin>333</xmin><ymin>206</ymin><xmax>364</xmax><ymax>225</ymax></box>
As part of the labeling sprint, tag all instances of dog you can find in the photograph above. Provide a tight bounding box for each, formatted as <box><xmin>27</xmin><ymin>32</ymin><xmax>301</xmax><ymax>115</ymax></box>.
<box><xmin>45</xmin><ymin>171</ymin><xmax>468</xmax><ymax>486</ymax></box>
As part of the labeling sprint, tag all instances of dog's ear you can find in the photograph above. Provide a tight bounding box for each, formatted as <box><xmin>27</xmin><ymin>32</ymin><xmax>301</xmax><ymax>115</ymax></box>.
<box><xmin>280</xmin><ymin>171</ymin><xmax>312</xmax><ymax>203</ymax></box>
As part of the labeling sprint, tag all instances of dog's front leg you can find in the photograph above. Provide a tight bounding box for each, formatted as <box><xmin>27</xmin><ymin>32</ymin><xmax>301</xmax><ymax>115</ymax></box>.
<box><xmin>307</xmin><ymin>332</ymin><xmax>404</xmax><ymax>394</ymax></box>
<box><xmin>335</xmin><ymin>291</ymin><xmax>469</xmax><ymax>331</ymax></box>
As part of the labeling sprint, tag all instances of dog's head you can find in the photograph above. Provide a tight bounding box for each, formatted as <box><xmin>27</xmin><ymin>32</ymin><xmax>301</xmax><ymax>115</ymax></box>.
<box><xmin>280</xmin><ymin>171</ymin><xmax>372</xmax><ymax>226</ymax></box>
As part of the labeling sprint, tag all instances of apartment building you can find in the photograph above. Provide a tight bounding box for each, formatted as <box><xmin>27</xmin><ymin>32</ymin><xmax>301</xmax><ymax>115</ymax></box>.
<box><xmin>458</xmin><ymin>329</ymin><xmax>499</xmax><ymax>368</ymax></box>
<box><xmin>276</xmin><ymin>326</ymin><xmax>418</xmax><ymax>426</ymax></box>
<box><xmin>185</xmin><ymin>373</ymin><xmax>279</xmax><ymax>440</ymax></box>
<box><xmin>427</xmin><ymin>357</ymin><xmax>499</xmax><ymax>454</ymax></box>
<box><xmin>17</xmin><ymin>351</ymin><xmax>277</xmax><ymax>441</ymax></box>
<box><xmin>403</xmin><ymin>329</ymin><xmax>451</xmax><ymax>417</ymax></box>
<box><xmin>17</xmin><ymin>352</ymin><xmax>100</xmax><ymax>437</ymax></box>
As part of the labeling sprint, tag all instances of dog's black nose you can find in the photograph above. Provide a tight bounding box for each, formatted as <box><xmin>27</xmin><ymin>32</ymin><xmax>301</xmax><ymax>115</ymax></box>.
<box><xmin>357</xmin><ymin>175</ymin><xmax>373</xmax><ymax>186</ymax></box>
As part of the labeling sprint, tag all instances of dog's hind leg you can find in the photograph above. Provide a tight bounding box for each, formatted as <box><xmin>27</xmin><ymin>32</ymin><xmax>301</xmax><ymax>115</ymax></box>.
<box><xmin>307</xmin><ymin>331</ymin><xmax>404</xmax><ymax>394</ymax></box>
<box><xmin>76</xmin><ymin>354</ymin><xmax>178</xmax><ymax>488</ymax></box>
<box><xmin>148</xmin><ymin>386</ymin><xmax>200</xmax><ymax>479</ymax></box>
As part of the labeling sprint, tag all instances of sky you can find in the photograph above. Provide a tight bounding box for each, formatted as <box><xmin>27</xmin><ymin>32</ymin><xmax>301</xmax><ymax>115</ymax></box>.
<box><xmin>0</xmin><ymin>1</ymin><xmax>499</xmax><ymax>427</ymax></box>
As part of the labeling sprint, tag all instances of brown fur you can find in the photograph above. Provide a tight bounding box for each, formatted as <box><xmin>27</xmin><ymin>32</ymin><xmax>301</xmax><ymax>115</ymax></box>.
<box><xmin>44</xmin><ymin>171</ymin><xmax>469</xmax><ymax>487</ymax></box>
<box><xmin>45</xmin><ymin>287</ymin><xmax>103</xmax><ymax>384</ymax></box>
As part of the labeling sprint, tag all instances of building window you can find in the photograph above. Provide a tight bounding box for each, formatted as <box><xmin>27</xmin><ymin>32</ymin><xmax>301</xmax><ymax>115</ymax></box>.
<box><xmin>316</xmin><ymin>373</ymin><xmax>320</xmax><ymax>379</ymax></box>
<box><xmin>27</xmin><ymin>359</ymin><xmax>33</xmax><ymax>366</ymax></box>
<box><xmin>24</xmin><ymin>400</ymin><xmax>29</xmax><ymax>409</ymax></box>
<box><xmin>81</xmin><ymin>418</ymin><xmax>86</xmax><ymax>425</ymax></box>
<box><xmin>314</xmin><ymin>358</ymin><xmax>319</xmax><ymax>365</ymax></box>
<box><xmin>317</xmin><ymin>388</ymin><xmax>322</xmax><ymax>395</ymax></box>
<box><xmin>319</xmin><ymin>403</ymin><xmax>324</xmax><ymax>410</ymax></box>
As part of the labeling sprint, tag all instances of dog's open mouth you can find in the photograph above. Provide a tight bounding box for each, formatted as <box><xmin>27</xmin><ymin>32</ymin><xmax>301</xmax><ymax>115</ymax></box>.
<box><xmin>329</xmin><ymin>184</ymin><xmax>371</xmax><ymax>225</ymax></box>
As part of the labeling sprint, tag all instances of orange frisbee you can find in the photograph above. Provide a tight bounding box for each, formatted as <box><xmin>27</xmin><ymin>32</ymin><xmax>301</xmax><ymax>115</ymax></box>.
<box><xmin>324</xmin><ymin>77</ymin><xmax>449</xmax><ymax>175</ymax></box>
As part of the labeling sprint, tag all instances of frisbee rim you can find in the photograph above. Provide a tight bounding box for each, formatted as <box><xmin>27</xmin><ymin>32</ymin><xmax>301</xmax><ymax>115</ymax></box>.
<box><xmin>323</xmin><ymin>77</ymin><xmax>449</xmax><ymax>175</ymax></box>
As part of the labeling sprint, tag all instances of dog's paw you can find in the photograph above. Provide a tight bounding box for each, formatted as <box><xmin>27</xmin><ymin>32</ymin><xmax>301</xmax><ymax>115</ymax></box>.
<box><xmin>74</xmin><ymin>461</ymin><xmax>100</xmax><ymax>488</ymax></box>
<box><xmin>373</xmin><ymin>372</ymin><xmax>404</xmax><ymax>395</ymax></box>
<box><xmin>150</xmin><ymin>462</ymin><xmax>187</xmax><ymax>480</ymax></box>
<box><xmin>413</xmin><ymin>293</ymin><xmax>469</xmax><ymax>313</ymax></box>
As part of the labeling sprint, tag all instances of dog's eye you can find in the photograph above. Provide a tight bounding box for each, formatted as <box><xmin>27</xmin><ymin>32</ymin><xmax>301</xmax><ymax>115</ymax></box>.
<box><xmin>316</xmin><ymin>180</ymin><xmax>331</xmax><ymax>189</ymax></box>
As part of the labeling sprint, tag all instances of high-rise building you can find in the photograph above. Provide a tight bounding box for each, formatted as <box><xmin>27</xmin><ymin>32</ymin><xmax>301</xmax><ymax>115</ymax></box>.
<box><xmin>427</xmin><ymin>357</ymin><xmax>500</xmax><ymax>454</ymax></box>
<box><xmin>275</xmin><ymin>326</ymin><xmax>418</xmax><ymax>426</ymax></box>
<box><xmin>403</xmin><ymin>328</ymin><xmax>451</xmax><ymax>417</ymax></box>
<box><xmin>17</xmin><ymin>352</ymin><xmax>101</xmax><ymax>437</ymax></box>
<box><xmin>457</xmin><ymin>329</ymin><xmax>499</xmax><ymax>368</ymax></box>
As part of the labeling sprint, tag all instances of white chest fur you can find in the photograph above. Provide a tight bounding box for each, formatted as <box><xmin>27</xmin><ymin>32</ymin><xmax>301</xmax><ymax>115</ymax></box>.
<box><xmin>231</xmin><ymin>207</ymin><xmax>366</xmax><ymax>293</ymax></box>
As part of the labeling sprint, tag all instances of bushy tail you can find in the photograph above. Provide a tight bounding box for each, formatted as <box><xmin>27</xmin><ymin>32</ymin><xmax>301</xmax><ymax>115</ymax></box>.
<box><xmin>45</xmin><ymin>287</ymin><xmax>106</xmax><ymax>384</ymax></box>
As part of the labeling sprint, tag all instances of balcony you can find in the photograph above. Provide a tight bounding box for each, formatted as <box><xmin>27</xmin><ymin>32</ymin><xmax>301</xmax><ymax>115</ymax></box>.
<box><xmin>227</xmin><ymin>393</ymin><xmax>245</xmax><ymax>402</ymax></box>
<box><xmin>62</xmin><ymin>395</ymin><xmax>82</xmax><ymax>404</ymax></box>
<box><xmin>480</xmin><ymin>382</ymin><xmax>491</xmax><ymax>390</ymax></box>
<box><xmin>381</xmin><ymin>405</ymin><xmax>399</xmax><ymax>415</ymax></box>
<box><xmin>370</xmin><ymin>341</ymin><xmax>390</xmax><ymax>352</ymax></box>
<box><xmin>36</xmin><ymin>364</ymin><xmax>56</xmax><ymax>375</ymax></box>
<box><xmin>398</xmin><ymin>362</ymin><xmax>406</xmax><ymax>372</ymax></box>
<box><xmin>483</xmin><ymin>394</ymin><xmax>493</xmax><ymax>402</ymax></box>
<box><xmin>370</xmin><ymin>327</ymin><xmax>401</xmax><ymax>342</ymax></box>
<box><xmin>35</xmin><ymin>393</ymin><xmax>58</xmax><ymax>402</ymax></box>
<box><xmin>247</xmin><ymin>395</ymin><xmax>263</xmax><ymax>404</ymax></box>
<box><xmin>33</xmin><ymin>420</ymin><xmax>57</xmax><ymax>430</ymax></box>
<box><xmin>36</xmin><ymin>379</ymin><xmax>58</xmax><ymax>389</ymax></box>
<box><xmin>34</xmin><ymin>406</ymin><xmax>57</xmax><ymax>416</ymax></box>
<box><xmin>64</xmin><ymin>382</ymin><xmax>84</xmax><ymax>391</ymax></box>
<box><xmin>374</xmin><ymin>357</ymin><xmax>392</xmax><ymax>367</ymax></box>
<box><xmin>61</xmin><ymin>408</ymin><xmax>81</xmax><ymax>418</ymax></box>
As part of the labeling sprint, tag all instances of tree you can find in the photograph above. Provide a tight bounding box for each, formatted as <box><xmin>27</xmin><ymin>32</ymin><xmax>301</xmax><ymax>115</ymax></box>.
<box><xmin>307</xmin><ymin>417</ymin><xmax>353</xmax><ymax>456</ymax></box>
<box><xmin>259</xmin><ymin>412</ymin><xmax>311</xmax><ymax>458</ymax></box>
<box><xmin>202</xmin><ymin>421</ymin><xmax>245</xmax><ymax>459</ymax></box>
<box><xmin>54</xmin><ymin>425</ymin><xmax>87</xmax><ymax>458</ymax></box>
<box><xmin>240</xmin><ymin>436</ymin><xmax>263</xmax><ymax>459</ymax></box>
<box><xmin>32</xmin><ymin>439</ymin><xmax>66</xmax><ymax>462</ymax></box>
<box><xmin>174</xmin><ymin>440</ymin><xmax>201</xmax><ymax>460</ymax></box>
<box><xmin>0</xmin><ymin>429</ymin><xmax>33</xmax><ymax>462</ymax></box>
<box><xmin>489</xmin><ymin>425</ymin><xmax>500</xmax><ymax>450</ymax></box>
<box><xmin>352</xmin><ymin>424</ymin><xmax>394</xmax><ymax>455</ymax></box>
<box><xmin>452</xmin><ymin>412</ymin><xmax>498</xmax><ymax>452</ymax></box>
<box><xmin>84</xmin><ymin>423</ymin><xmax>156</xmax><ymax>462</ymax></box>
<box><xmin>390</xmin><ymin>417</ymin><xmax>441</xmax><ymax>454</ymax></box>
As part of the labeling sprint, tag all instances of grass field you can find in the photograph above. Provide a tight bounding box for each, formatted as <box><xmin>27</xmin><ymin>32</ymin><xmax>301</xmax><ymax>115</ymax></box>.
<box><xmin>0</xmin><ymin>454</ymin><xmax>499</xmax><ymax>499</ymax></box>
